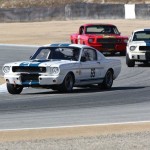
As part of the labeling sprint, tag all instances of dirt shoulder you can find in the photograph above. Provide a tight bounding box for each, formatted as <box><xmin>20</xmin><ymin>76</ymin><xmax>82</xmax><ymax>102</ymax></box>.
<box><xmin>0</xmin><ymin>19</ymin><xmax>150</xmax><ymax>45</ymax></box>
<box><xmin>0</xmin><ymin>76</ymin><xmax>5</xmax><ymax>84</ymax></box>
<box><xmin>0</xmin><ymin>122</ymin><xmax>150</xmax><ymax>142</ymax></box>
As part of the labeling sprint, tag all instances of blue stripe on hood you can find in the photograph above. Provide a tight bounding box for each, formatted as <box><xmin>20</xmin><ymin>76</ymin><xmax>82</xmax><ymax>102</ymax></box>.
<box><xmin>143</xmin><ymin>41</ymin><xmax>150</xmax><ymax>46</ymax></box>
<box><xmin>19</xmin><ymin>60</ymin><xmax>50</xmax><ymax>67</ymax></box>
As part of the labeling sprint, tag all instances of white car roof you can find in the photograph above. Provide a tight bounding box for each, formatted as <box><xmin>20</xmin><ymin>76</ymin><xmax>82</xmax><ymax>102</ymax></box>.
<box><xmin>43</xmin><ymin>43</ymin><xmax>92</xmax><ymax>49</ymax></box>
<box><xmin>133</xmin><ymin>28</ymin><xmax>150</xmax><ymax>33</ymax></box>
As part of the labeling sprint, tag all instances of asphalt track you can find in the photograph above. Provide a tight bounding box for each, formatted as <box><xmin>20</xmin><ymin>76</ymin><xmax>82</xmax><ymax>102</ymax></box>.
<box><xmin>0</xmin><ymin>46</ymin><xmax>150</xmax><ymax>130</ymax></box>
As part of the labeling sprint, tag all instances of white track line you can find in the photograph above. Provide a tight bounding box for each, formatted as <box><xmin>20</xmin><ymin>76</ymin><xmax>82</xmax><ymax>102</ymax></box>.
<box><xmin>0</xmin><ymin>120</ymin><xmax>150</xmax><ymax>132</ymax></box>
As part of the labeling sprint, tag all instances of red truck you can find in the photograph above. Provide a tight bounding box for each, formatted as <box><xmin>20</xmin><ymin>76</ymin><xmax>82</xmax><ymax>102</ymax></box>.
<box><xmin>70</xmin><ymin>23</ymin><xmax>128</xmax><ymax>56</ymax></box>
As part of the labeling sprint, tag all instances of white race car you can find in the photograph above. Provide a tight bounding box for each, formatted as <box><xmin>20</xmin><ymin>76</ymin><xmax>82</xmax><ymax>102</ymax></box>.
<box><xmin>126</xmin><ymin>28</ymin><xmax>150</xmax><ymax>67</ymax></box>
<box><xmin>2</xmin><ymin>44</ymin><xmax>121</xmax><ymax>94</ymax></box>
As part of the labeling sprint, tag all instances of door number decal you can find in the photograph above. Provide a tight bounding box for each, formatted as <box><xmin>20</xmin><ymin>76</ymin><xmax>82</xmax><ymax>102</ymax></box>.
<box><xmin>91</xmin><ymin>68</ymin><xmax>95</xmax><ymax>78</ymax></box>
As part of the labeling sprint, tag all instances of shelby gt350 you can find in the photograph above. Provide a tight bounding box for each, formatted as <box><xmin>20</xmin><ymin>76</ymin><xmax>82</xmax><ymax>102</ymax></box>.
<box><xmin>126</xmin><ymin>28</ymin><xmax>150</xmax><ymax>67</ymax></box>
<box><xmin>70</xmin><ymin>23</ymin><xmax>128</xmax><ymax>55</ymax></box>
<box><xmin>2</xmin><ymin>44</ymin><xmax>121</xmax><ymax>94</ymax></box>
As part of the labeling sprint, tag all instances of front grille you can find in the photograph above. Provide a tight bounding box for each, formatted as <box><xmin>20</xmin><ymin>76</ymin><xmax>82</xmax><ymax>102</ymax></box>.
<box><xmin>102</xmin><ymin>44</ymin><xmax>115</xmax><ymax>49</ymax></box>
<box><xmin>139</xmin><ymin>46</ymin><xmax>150</xmax><ymax>51</ymax></box>
<box><xmin>145</xmin><ymin>52</ymin><xmax>150</xmax><ymax>60</ymax></box>
<box><xmin>12</xmin><ymin>66</ymin><xmax>46</xmax><ymax>73</ymax></box>
<box><xmin>97</xmin><ymin>38</ymin><xmax>121</xmax><ymax>43</ymax></box>
<box><xmin>21</xmin><ymin>74</ymin><xmax>39</xmax><ymax>82</ymax></box>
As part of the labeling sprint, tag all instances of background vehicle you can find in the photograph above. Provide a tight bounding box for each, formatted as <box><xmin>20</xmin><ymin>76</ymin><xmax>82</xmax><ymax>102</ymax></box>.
<box><xmin>2</xmin><ymin>44</ymin><xmax>121</xmax><ymax>94</ymax></box>
<box><xmin>70</xmin><ymin>24</ymin><xmax>128</xmax><ymax>56</ymax></box>
<box><xmin>126</xmin><ymin>28</ymin><xmax>150</xmax><ymax>67</ymax></box>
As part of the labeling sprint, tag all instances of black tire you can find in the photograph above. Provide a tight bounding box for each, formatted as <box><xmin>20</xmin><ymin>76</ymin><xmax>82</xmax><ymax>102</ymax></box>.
<box><xmin>58</xmin><ymin>73</ymin><xmax>74</xmax><ymax>92</ymax></box>
<box><xmin>143</xmin><ymin>61</ymin><xmax>149</xmax><ymax>65</ymax></box>
<box><xmin>126</xmin><ymin>54</ymin><xmax>135</xmax><ymax>67</ymax></box>
<box><xmin>51</xmin><ymin>86</ymin><xmax>59</xmax><ymax>91</ymax></box>
<box><xmin>120</xmin><ymin>51</ymin><xmax>126</xmax><ymax>56</ymax></box>
<box><xmin>110</xmin><ymin>52</ymin><xmax>116</xmax><ymax>56</ymax></box>
<box><xmin>99</xmin><ymin>70</ymin><xmax>113</xmax><ymax>89</ymax></box>
<box><xmin>7</xmin><ymin>83</ymin><xmax>23</xmax><ymax>94</ymax></box>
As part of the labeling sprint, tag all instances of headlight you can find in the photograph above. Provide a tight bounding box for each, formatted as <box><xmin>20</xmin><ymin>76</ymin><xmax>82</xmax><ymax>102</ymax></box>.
<box><xmin>124</xmin><ymin>39</ymin><xmax>128</xmax><ymax>43</ymax></box>
<box><xmin>88</xmin><ymin>38</ymin><xmax>94</xmax><ymax>43</ymax></box>
<box><xmin>3</xmin><ymin>66</ymin><xmax>10</xmax><ymax>73</ymax></box>
<box><xmin>130</xmin><ymin>46</ymin><xmax>137</xmax><ymax>51</ymax></box>
<box><xmin>50</xmin><ymin>67</ymin><xmax>60</xmax><ymax>75</ymax></box>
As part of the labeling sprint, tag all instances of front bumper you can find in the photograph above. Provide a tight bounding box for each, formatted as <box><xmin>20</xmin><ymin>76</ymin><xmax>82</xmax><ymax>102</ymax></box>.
<box><xmin>129</xmin><ymin>52</ymin><xmax>150</xmax><ymax>61</ymax></box>
<box><xmin>88</xmin><ymin>43</ymin><xmax>126</xmax><ymax>52</ymax></box>
<box><xmin>4</xmin><ymin>74</ymin><xmax>64</xmax><ymax>86</ymax></box>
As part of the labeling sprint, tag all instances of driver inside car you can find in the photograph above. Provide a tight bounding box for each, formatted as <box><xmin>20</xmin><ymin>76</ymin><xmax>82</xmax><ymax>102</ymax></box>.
<box><xmin>72</xmin><ymin>50</ymin><xmax>80</xmax><ymax>61</ymax></box>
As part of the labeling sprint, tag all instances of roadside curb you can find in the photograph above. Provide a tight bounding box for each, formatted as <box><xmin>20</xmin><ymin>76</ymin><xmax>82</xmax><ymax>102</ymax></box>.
<box><xmin>0</xmin><ymin>121</ymin><xmax>150</xmax><ymax>142</ymax></box>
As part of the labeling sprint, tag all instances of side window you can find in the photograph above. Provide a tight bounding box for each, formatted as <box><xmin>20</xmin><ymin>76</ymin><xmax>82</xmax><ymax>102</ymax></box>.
<box><xmin>36</xmin><ymin>49</ymin><xmax>50</xmax><ymax>59</ymax></box>
<box><xmin>82</xmin><ymin>48</ymin><xmax>97</xmax><ymax>61</ymax></box>
<box><xmin>79</xmin><ymin>26</ymin><xmax>84</xmax><ymax>35</ymax></box>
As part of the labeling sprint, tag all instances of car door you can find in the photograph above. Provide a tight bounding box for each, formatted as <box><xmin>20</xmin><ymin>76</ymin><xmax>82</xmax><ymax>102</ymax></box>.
<box><xmin>79</xmin><ymin>48</ymin><xmax>104</xmax><ymax>84</ymax></box>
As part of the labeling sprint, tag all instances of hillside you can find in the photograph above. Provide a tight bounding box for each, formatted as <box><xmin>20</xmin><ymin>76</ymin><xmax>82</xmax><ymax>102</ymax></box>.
<box><xmin>0</xmin><ymin>0</ymin><xmax>149</xmax><ymax>8</ymax></box>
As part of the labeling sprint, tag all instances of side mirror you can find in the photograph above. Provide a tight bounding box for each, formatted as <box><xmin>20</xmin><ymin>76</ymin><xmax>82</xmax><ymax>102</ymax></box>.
<box><xmin>81</xmin><ymin>56</ymin><xmax>86</xmax><ymax>62</ymax></box>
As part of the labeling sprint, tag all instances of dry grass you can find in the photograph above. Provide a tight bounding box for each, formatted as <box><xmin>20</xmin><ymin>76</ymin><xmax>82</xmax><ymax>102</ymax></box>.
<box><xmin>0</xmin><ymin>0</ymin><xmax>149</xmax><ymax>8</ymax></box>
<box><xmin>0</xmin><ymin>0</ymin><xmax>80</xmax><ymax>8</ymax></box>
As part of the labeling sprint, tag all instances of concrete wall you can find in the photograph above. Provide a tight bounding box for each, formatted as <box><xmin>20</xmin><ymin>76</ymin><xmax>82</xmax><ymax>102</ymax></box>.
<box><xmin>0</xmin><ymin>6</ymin><xmax>65</xmax><ymax>22</ymax></box>
<box><xmin>65</xmin><ymin>3</ymin><xmax>125</xmax><ymax>19</ymax></box>
<box><xmin>135</xmin><ymin>4</ymin><xmax>150</xmax><ymax>19</ymax></box>
<box><xmin>0</xmin><ymin>3</ymin><xmax>149</xmax><ymax>22</ymax></box>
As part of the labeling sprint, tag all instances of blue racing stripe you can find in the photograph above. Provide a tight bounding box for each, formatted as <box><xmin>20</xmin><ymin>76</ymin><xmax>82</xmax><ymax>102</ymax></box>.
<box><xmin>22</xmin><ymin>81</ymin><xmax>39</xmax><ymax>85</ymax></box>
<box><xmin>19</xmin><ymin>60</ymin><xmax>49</xmax><ymax>67</ymax></box>
<box><xmin>19</xmin><ymin>61</ymin><xmax>41</xmax><ymax>67</ymax></box>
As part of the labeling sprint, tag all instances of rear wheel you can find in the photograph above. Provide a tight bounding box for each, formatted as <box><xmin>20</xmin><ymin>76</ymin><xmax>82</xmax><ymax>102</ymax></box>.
<box><xmin>126</xmin><ymin>54</ymin><xmax>135</xmax><ymax>67</ymax></box>
<box><xmin>98</xmin><ymin>70</ymin><xmax>113</xmax><ymax>89</ymax></box>
<box><xmin>58</xmin><ymin>73</ymin><xmax>74</xmax><ymax>92</ymax></box>
<box><xmin>7</xmin><ymin>83</ymin><xmax>23</xmax><ymax>94</ymax></box>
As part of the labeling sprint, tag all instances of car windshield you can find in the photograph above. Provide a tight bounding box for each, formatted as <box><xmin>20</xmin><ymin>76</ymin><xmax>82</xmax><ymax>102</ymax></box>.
<box><xmin>133</xmin><ymin>31</ymin><xmax>150</xmax><ymax>41</ymax></box>
<box><xmin>31</xmin><ymin>47</ymin><xmax>81</xmax><ymax>61</ymax></box>
<box><xmin>85</xmin><ymin>25</ymin><xmax>120</xmax><ymax>35</ymax></box>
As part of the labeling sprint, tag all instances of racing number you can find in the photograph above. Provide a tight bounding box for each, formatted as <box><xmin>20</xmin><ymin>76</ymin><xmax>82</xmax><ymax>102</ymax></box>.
<box><xmin>91</xmin><ymin>68</ymin><xmax>95</xmax><ymax>78</ymax></box>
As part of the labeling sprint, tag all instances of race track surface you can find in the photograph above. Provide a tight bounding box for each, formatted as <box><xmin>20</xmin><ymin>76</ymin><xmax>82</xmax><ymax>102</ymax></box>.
<box><xmin>0</xmin><ymin>48</ymin><xmax>150</xmax><ymax>130</ymax></box>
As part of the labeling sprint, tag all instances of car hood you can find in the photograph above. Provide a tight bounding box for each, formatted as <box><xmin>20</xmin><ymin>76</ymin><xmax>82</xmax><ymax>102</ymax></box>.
<box><xmin>86</xmin><ymin>34</ymin><xmax>127</xmax><ymax>39</ymax></box>
<box><xmin>4</xmin><ymin>59</ymin><xmax>77</xmax><ymax>67</ymax></box>
<box><xmin>129</xmin><ymin>41</ymin><xmax>150</xmax><ymax>46</ymax></box>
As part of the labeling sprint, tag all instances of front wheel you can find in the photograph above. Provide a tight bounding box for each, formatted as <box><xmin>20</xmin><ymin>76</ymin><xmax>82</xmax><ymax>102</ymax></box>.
<box><xmin>126</xmin><ymin>54</ymin><xmax>135</xmax><ymax>67</ymax></box>
<box><xmin>120</xmin><ymin>51</ymin><xmax>126</xmax><ymax>56</ymax></box>
<box><xmin>58</xmin><ymin>73</ymin><xmax>74</xmax><ymax>92</ymax></box>
<box><xmin>98</xmin><ymin>70</ymin><xmax>113</xmax><ymax>89</ymax></box>
<box><xmin>7</xmin><ymin>83</ymin><xmax>23</xmax><ymax>94</ymax></box>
